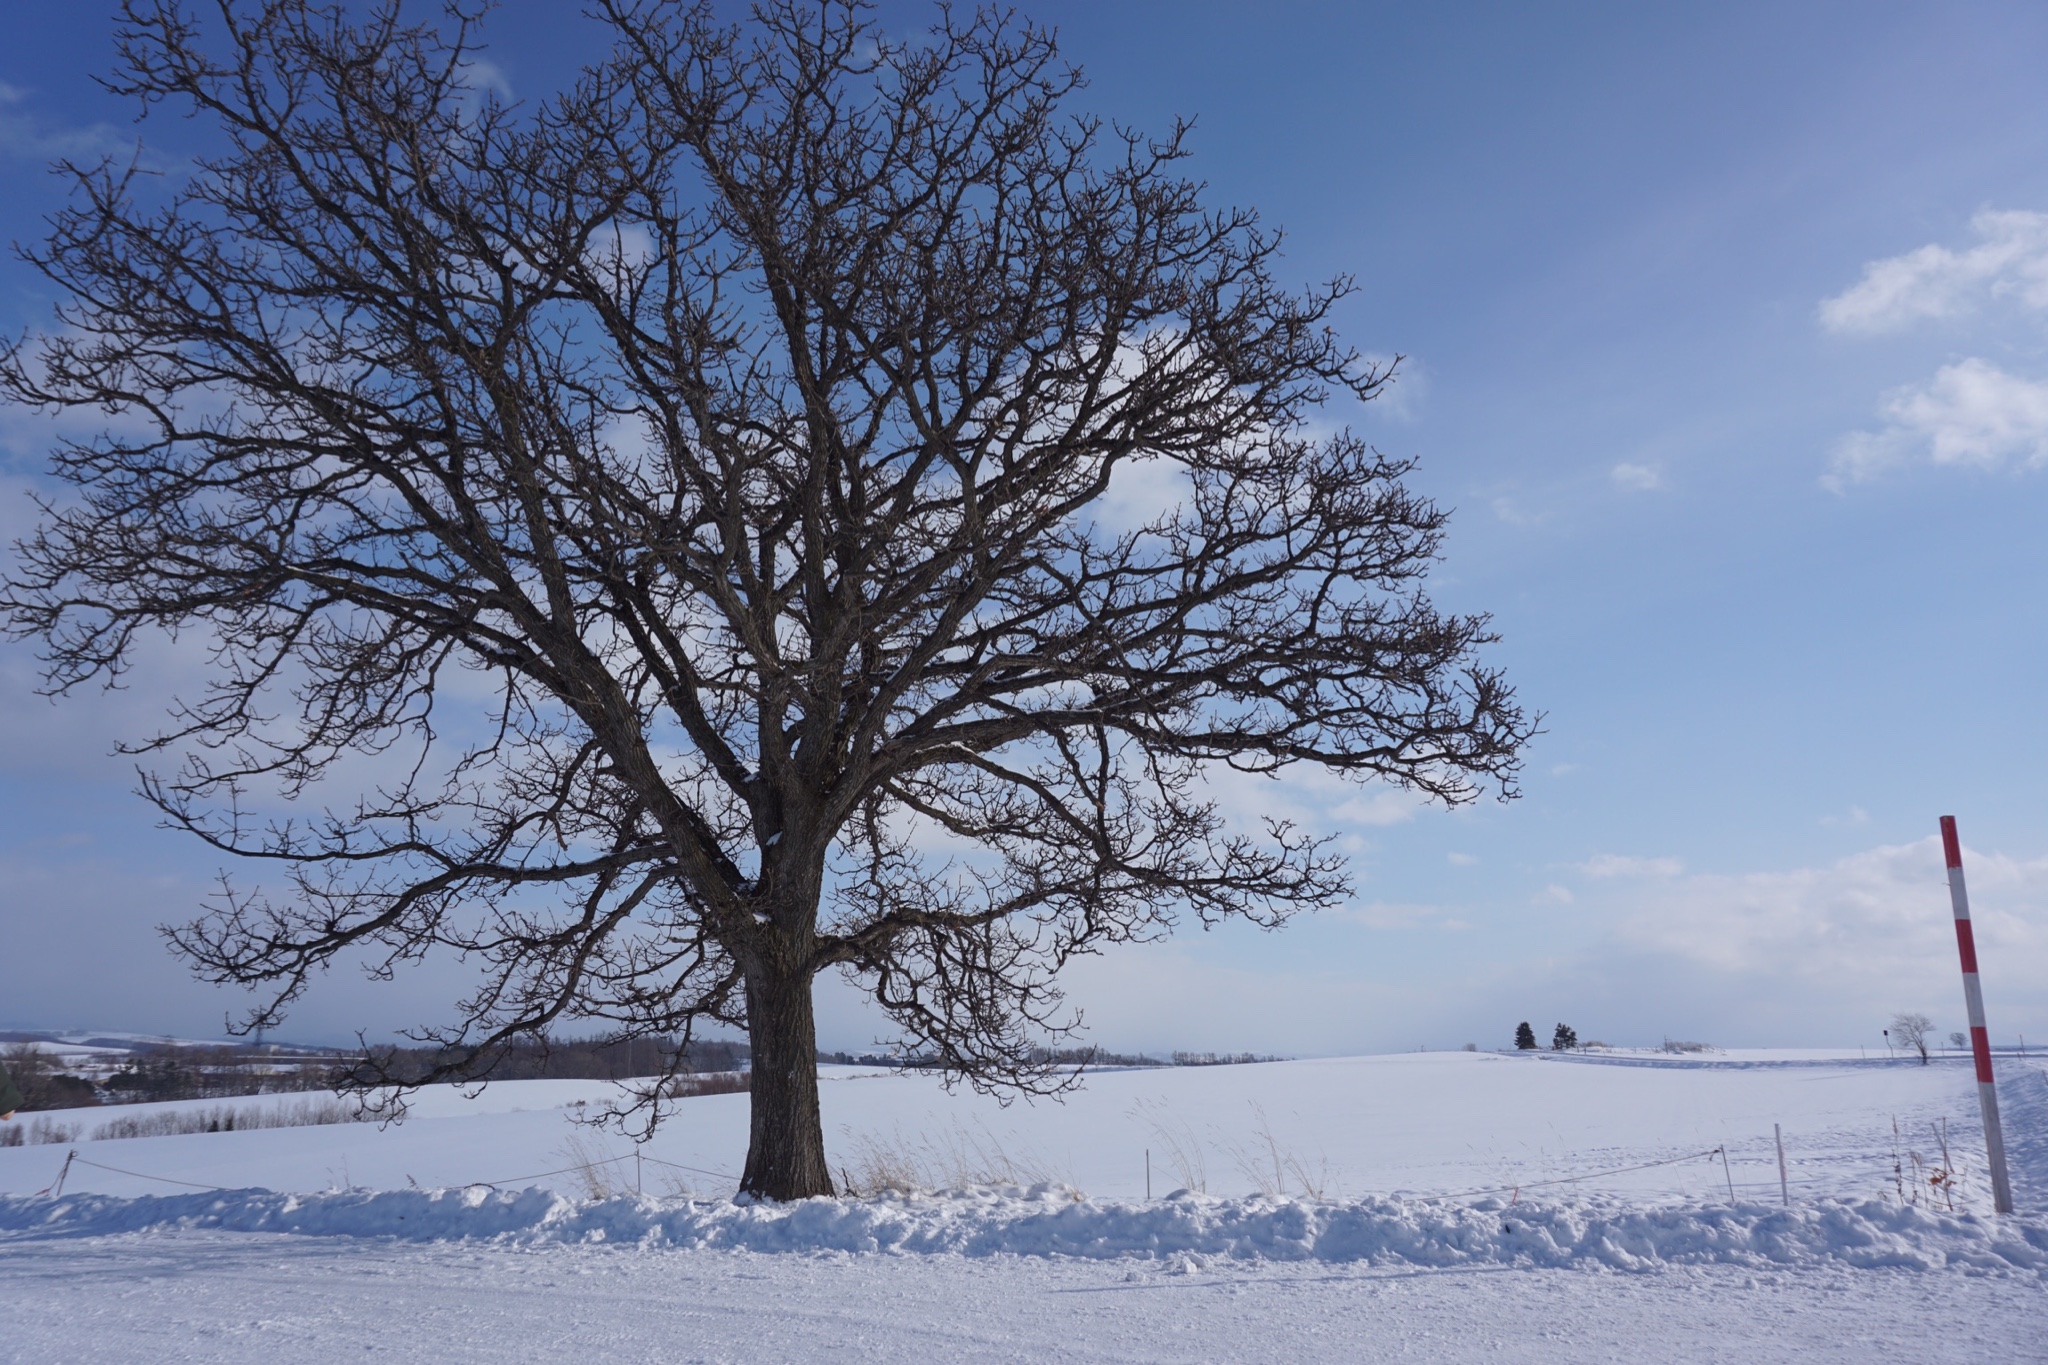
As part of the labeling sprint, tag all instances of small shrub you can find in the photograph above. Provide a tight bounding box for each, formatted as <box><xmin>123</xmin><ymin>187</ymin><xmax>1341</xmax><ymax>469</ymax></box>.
<box><xmin>660</xmin><ymin>1070</ymin><xmax>750</xmax><ymax>1099</ymax></box>
<box><xmin>1889</xmin><ymin>1011</ymin><xmax>1933</xmax><ymax>1065</ymax></box>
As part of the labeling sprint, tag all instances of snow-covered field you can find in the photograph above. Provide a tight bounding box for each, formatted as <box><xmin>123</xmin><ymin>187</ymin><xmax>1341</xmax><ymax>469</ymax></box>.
<box><xmin>2</xmin><ymin>1051</ymin><xmax>2044</xmax><ymax>1362</ymax></box>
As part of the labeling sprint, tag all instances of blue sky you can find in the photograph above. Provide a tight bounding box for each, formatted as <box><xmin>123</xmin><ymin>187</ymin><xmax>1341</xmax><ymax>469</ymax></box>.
<box><xmin>3</xmin><ymin>2</ymin><xmax>2046</xmax><ymax>1055</ymax></box>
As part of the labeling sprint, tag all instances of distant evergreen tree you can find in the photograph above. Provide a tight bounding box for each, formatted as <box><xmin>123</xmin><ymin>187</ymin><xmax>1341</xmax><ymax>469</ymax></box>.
<box><xmin>1551</xmin><ymin>1023</ymin><xmax>1578</xmax><ymax>1051</ymax></box>
<box><xmin>1514</xmin><ymin>1021</ymin><xmax>1538</xmax><ymax>1050</ymax></box>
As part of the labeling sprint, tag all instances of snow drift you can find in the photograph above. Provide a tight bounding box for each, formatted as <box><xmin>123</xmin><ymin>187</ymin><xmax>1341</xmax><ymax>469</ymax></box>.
<box><xmin>3</xmin><ymin>1184</ymin><xmax>2044</xmax><ymax>1275</ymax></box>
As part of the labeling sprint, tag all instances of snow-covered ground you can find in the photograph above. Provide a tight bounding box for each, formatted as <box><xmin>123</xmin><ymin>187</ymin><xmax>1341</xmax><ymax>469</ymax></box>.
<box><xmin>4</xmin><ymin>1228</ymin><xmax>2043</xmax><ymax>1364</ymax></box>
<box><xmin>2</xmin><ymin>1051</ymin><xmax>2044</xmax><ymax>1362</ymax></box>
<box><xmin>5</xmin><ymin>1050</ymin><xmax>2032</xmax><ymax>1205</ymax></box>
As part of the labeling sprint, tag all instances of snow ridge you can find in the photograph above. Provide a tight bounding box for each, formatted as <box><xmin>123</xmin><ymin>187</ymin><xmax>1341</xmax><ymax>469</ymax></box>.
<box><xmin>3</xmin><ymin>1185</ymin><xmax>2044</xmax><ymax>1274</ymax></box>
<box><xmin>1997</xmin><ymin>1062</ymin><xmax>2048</xmax><ymax>1210</ymax></box>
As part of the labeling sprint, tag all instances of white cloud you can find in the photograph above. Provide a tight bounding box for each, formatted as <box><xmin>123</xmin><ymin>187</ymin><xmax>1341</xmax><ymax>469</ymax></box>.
<box><xmin>883</xmin><ymin>836</ymin><xmax>2048</xmax><ymax>1055</ymax></box>
<box><xmin>1196</xmin><ymin>761</ymin><xmax>1428</xmax><ymax>839</ymax></box>
<box><xmin>1334</xmin><ymin>900</ymin><xmax>1449</xmax><ymax>930</ymax></box>
<box><xmin>1609</xmin><ymin>462</ymin><xmax>1663</xmax><ymax>492</ymax></box>
<box><xmin>1446</xmin><ymin>852</ymin><xmax>1478</xmax><ymax>866</ymax></box>
<box><xmin>1489</xmin><ymin>495</ymin><xmax>1543</xmax><ymax>525</ymax></box>
<box><xmin>1091</xmin><ymin>455</ymin><xmax>1190</xmax><ymax>533</ymax></box>
<box><xmin>1579</xmin><ymin>854</ymin><xmax>1685</xmax><ymax>879</ymax></box>
<box><xmin>1360</xmin><ymin>353</ymin><xmax>1426</xmax><ymax>422</ymax></box>
<box><xmin>457</xmin><ymin>59</ymin><xmax>516</xmax><ymax>100</ymax></box>
<box><xmin>0</xmin><ymin>81</ymin><xmax>130</xmax><ymax>164</ymax></box>
<box><xmin>1607</xmin><ymin>838</ymin><xmax>2048</xmax><ymax>996</ymax></box>
<box><xmin>1828</xmin><ymin>357</ymin><xmax>2048</xmax><ymax>486</ymax></box>
<box><xmin>1331</xmin><ymin>789</ymin><xmax>1423</xmax><ymax>828</ymax></box>
<box><xmin>1819</xmin><ymin>209</ymin><xmax>2048</xmax><ymax>335</ymax></box>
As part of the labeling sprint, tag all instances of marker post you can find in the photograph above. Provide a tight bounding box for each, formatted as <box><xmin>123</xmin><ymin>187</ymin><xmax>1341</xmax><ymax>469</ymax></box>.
<box><xmin>1940</xmin><ymin>816</ymin><xmax>2014</xmax><ymax>1214</ymax></box>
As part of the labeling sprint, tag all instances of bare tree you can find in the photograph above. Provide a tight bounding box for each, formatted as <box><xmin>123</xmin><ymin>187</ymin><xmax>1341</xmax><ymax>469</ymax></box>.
<box><xmin>1890</xmin><ymin>1012</ymin><xmax>1933</xmax><ymax>1066</ymax></box>
<box><xmin>1</xmin><ymin>0</ymin><xmax>1531</xmax><ymax>1198</ymax></box>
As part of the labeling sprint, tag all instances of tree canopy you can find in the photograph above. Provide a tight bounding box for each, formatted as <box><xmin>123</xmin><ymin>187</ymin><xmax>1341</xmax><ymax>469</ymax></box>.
<box><xmin>2</xmin><ymin>0</ymin><xmax>1532</xmax><ymax>1197</ymax></box>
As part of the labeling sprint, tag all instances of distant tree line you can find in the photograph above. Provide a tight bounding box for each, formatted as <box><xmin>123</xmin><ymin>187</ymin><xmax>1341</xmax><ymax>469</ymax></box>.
<box><xmin>343</xmin><ymin>1036</ymin><xmax>750</xmax><ymax>1088</ymax></box>
<box><xmin>0</xmin><ymin>1042</ymin><xmax>334</xmax><ymax>1110</ymax></box>
<box><xmin>0</xmin><ymin>1035</ymin><xmax>749</xmax><ymax>1111</ymax></box>
<box><xmin>0</xmin><ymin>1046</ymin><xmax>101</xmax><ymax>1110</ymax></box>
<box><xmin>816</xmin><ymin>1046</ymin><xmax>1284</xmax><ymax>1069</ymax></box>
<box><xmin>5</xmin><ymin>1032</ymin><xmax>1283</xmax><ymax>1113</ymax></box>
<box><xmin>106</xmin><ymin>1047</ymin><xmax>336</xmax><ymax>1102</ymax></box>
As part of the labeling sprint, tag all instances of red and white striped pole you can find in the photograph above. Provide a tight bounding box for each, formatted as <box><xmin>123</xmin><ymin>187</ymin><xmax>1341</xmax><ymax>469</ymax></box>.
<box><xmin>1940</xmin><ymin>815</ymin><xmax>2014</xmax><ymax>1214</ymax></box>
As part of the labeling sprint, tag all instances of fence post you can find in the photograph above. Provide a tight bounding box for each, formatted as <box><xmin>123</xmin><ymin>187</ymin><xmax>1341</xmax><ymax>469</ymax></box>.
<box><xmin>1940</xmin><ymin>816</ymin><xmax>2014</xmax><ymax>1214</ymax></box>
<box><xmin>44</xmin><ymin>1149</ymin><xmax>75</xmax><ymax>1199</ymax></box>
<box><xmin>1774</xmin><ymin>1124</ymin><xmax>1788</xmax><ymax>1207</ymax></box>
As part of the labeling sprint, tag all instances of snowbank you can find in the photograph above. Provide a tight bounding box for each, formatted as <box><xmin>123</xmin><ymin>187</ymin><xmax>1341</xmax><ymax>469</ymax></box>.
<box><xmin>4</xmin><ymin>1184</ymin><xmax>2043</xmax><ymax>1275</ymax></box>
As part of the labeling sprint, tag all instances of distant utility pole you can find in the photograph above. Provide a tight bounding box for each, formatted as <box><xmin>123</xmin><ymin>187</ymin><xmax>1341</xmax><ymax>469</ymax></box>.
<box><xmin>1940</xmin><ymin>816</ymin><xmax>2014</xmax><ymax>1214</ymax></box>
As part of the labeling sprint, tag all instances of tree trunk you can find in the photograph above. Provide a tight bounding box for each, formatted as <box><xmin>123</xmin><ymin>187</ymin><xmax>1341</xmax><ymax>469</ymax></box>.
<box><xmin>739</xmin><ymin>955</ymin><xmax>834</xmax><ymax>1200</ymax></box>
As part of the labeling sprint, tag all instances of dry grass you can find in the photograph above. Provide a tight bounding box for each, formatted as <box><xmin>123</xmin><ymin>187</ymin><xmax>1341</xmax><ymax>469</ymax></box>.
<box><xmin>833</xmin><ymin>1121</ymin><xmax>1072</xmax><ymax>1197</ymax></box>
<box><xmin>554</xmin><ymin>1134</ymin><xmax>627</xmax><ymax>1200</ymax></box>
<box><xmin>1133</xmin><ymin>1099</ymin><xmax>1332</xmax><ymax>1200</ymax></box>
<box><xmin>1131</xmin><ymin>1098</ymin><xmax>1208</xmax><ymax>1194</ymax></box>
<box><xmin>1215</xmin><ymin>1103</ymin><xmax>1331</xmax><ymax>1200</ymax></box>
<box><xmin>550</xmin><ymin>1135</ymin><xmax>711</xmax><ymax>1200</ymax></box>
<box><xmin>1889</xmin><ymin>1116</ymin><xmax>1969</xmax><ymax>1212</ymax></box>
